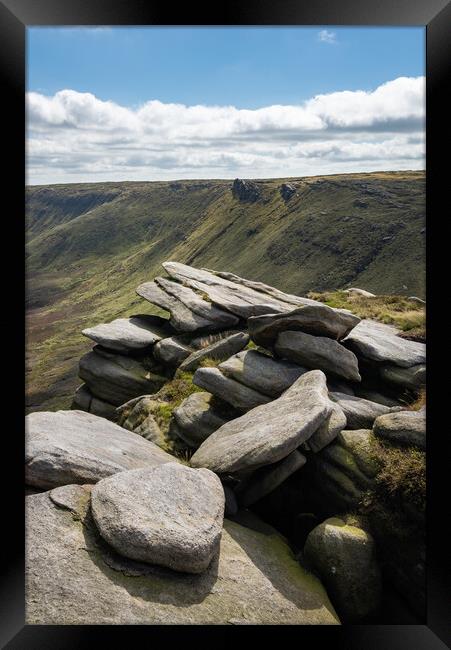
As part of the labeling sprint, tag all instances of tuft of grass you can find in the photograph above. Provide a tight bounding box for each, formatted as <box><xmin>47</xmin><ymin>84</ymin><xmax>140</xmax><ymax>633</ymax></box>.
<box><xmin>198</xmin><ymin>356</ymin><xmax>221</xmax><ymax>368</ymax></box>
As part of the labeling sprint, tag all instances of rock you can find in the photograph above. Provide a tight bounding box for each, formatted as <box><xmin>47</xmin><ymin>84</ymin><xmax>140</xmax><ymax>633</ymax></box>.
<box><xmin>275</xmin><ymin>331</ymin><xmax>361</xmax><ymax>383</ymax></box>
<box><xmin>205</xmin><ymin>269</ymin><xmax>321</xmax><ymax>308</ymax></box>
<box><xmin>353</xmin><ymin>387</ymin><xmax>401</xmax><ymax>408</ymax></box>
<box><xmin>304</xmin><ymin>516</ymin><xmax>382</xmax><ymax>622</ymax></box>
<box><xmin>72</xmin><ymin>384</ymin><xmax>117</xmax><ymax>420</ymax></box>
<box><xmin>379</xmin><ymin>364</ymin><xmax>426</xmax><ymax>390</ymax></box>
<box><xmin>239</xmin><ymin>450</ymin><xmax>306</xmax><ymax>507</ymax></box>
<box><xmin>193</xmin><ymin>367</ymin><xmax>271</xmax><ymax>411</ymax></box>
<box><xmin>408</xmin><ymin>296</ymin><xmax>426</xmax><ymax>304</ymax></box>
<box><xmin>326</xmin><ymin>378</ymin><xmax>355</xmax><ymax>395</ymax></box>
<box><xmin>190</xmin><ymin>370</ymin><xmax>332</xmax><ymax>474</ymax></box>
<box><xmin>306</xmin><ymin>402</ymin><xmax>347</xmax><ymax>453</ymax></box>
<box><xmin>173</xmin><ymin>392</ymin><xmax>232</xmax><ymax>448</ymax></box>
<box><xmin>153</xmin><ymin>335</ymin><xmax>193</xmax><ymax>366</ymax></box>
<box><xmin>219</xmin><ymin>349</ymin><xmax>307</xmax><ymax>397</ymax></box>
<box><xmin>373</xmin><ymin>409</ymin><xmax>426</xmax><ymax>449</ymax></box>
<box><xmin>249</xmin><ymin>305</ymin><xmax>360</xmax><ymax>347</ymax></box>
<box><xmin>136</xmin><ymin>277</ymin><xmax>238</xmax><ymax>332</ymax></box>
<box><xmin>82</xmin><ymin>315</ymin><xmax>172</xmax><ymax>353</ymax></box>
<box><xmin>25</xmin><ymin>410</ymin><xmax>176</xmax><ymax>489</ymax></box>
<box><xmin>178</xmin><ymin>331</ymin><xmax>249</xmax><ymax>373</ymax></box>
<box><xmin>78</xmin><ymin>347</ymin><xmax>167</xmax><ymax>406</ymax></box>
<box><xmin>344</xmin><ymin>288</ymin><xmax>376</xmax><ymax>298</ymax></box>
<box><xmin>280</xmin><ymin>183</ymin><xmax>296</xmax><ymax>201</ymax></box>
<box><xmin>91</xmin><ymin>464</ymin><xmax>225</xmax><ymax>574</ymax></box>
<box><xmin>343</xmin><ymin>319</ymin><xmax>426</xmax><ymax>368</ymax></box>
<box><xmin>231</xmin><ymin>178</ymin><xmax>261</xmax><ymax>202</ymax></box>
<box><xmin>223</xmin><ymin>485</ymin><xmax>238</xmax><ymax>516</ymax></box>
<box><xmin>26</xmin><ymin>489</ymin><xmax>339</xmax><ymax>624</ymax></box>
<box><xmin>330</xmin><ymin>392</ymin><xmax>402</xmax><ymax>430</ymax></box>
<box><xmin>162</xmin><ymin>261</ymin><xmax>301</xmax><ymax>317</ymax></box>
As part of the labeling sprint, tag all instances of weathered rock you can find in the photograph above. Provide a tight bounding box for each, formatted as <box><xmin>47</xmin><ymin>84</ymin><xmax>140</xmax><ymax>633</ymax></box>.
<box><xmin>379</xmin><ymin>363</ymin><xmax>426</xmax><ymax>390</ymax></box>
<box><xmin>190</xmin><ymin>370</ymin><xmax>333</xmax><ymax>474</ymax></box>
<box><xmin>306</xmin><ymin>402</ymin><xmax>347</xmax><ymax>453</ymax></box>
<box><xmin>373</xmin><ymin>408</ymin><xmax>426</xmax><ymax>449</ymax></box>
<box><xmin>239</xmin><ymin>450</ymin><xmax>306</xmax><ymax>507</ymax></box>
<box><xmin>304</xmin><ymin>516</ymin><xmax>382</xmax><ymax>622</ymax></box>
<box><xmin>326</xmin><ymin>378</ymin><xmax>355</xmax><ymax>395</ymax></box>
<box><xmin>91</xmin><ymin>464</ymin><xmax>225</xmax><ymax>574</ymax></box>
<box><xmin>280</xmin><ymin>183</ymin><xmax>296</xmax><ymax>201</ymax></box>
<box><xmin>79</xmin><ymin>347</ymin><xmax>167</xmax><ymax>406</ymax></box>
<box><xmin>136</xmin><ymin>277</ymin><xmax>238</xmax><ymax>332</ymax></box>
<box><xmin>82</xmin><ymin>315</ymin><xmax>172</xmax><ymax>353</ymax></box>
<box><xmin>178</xmin><ymin>331</ymin><xmax>249</xmax><ymax>373</ymax></box>
<box><xmin>248</xmin><ymin>305</ymin><xmax>360</xmax><ymax>347</ymax></box>
<box><xmin>219</xmin><ymin>349</ymin><xmax>307</xmax><ymax>397</ymax></box>
<box><xmin>330</xmin><ymin>392</ymin><xmax>402</xmax><ymax>430</ymax></box>
<box><xmin>231</xmin><ymin>178</ymin><xmax>261</xmax><ymax>202</ymax></box>
<box><xmin>173</xmin><ymin>392</ymin><xmax>232</xmax><ymax>448</ymax></box>
<box><xmin>223</xmin><ymin>485</ymin><xmax>238</xmax><ymax>516</ymax></box>
<box><xmin>343</xmin><ymin>319</ymin><xmax>426</xmax><ymax>368</ymax></box>
<box><xmin>353</xmin><ymin>387</ymin><xmax>401</xmax><ymax>408</ymax></box>
<box><xmin>26</xmin><ymin>488</ymin><xmax>339</xmax><ymax>624</ymax></box>
<box><xmin>408</xmin><ymin>296</ymin><xmax>426</xmax><ymax>305</ymax></box>
<box><xmin>25</xmin><ymin>410</ymin><xmax>175</xmax><ymax>489</ymax></box>
<box><xmin>275</xmin><ymin>331</ymin><xmax>361</xmax><ymax>382</ymax></box>
<box><xmin>153</xmin><ymin>335</ymin><xmax>193</xmax><ymax>366</ymax></box>
<box><xmin>344</xmin><ymin>288</ymin><xmax>376</xmax><ymax>298</ymax></box>
<box><xmin>72</xmin><ymin>383</ymin><xmax>117</xmax><ymax>420</ymax></box>
<box><xmin>193</xmin><ymin>367</ymin><xmax>271</xmax><ymax>411</ymax></box>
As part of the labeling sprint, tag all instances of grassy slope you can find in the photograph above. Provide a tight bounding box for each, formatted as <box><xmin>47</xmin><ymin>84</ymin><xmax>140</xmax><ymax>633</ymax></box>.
<box><xmin>26</xmin><ymin>171</ymin><xmax>425</xmax><ymax>412</ymax></box>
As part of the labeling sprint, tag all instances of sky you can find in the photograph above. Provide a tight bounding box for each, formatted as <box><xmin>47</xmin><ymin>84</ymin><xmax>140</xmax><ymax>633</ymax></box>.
<box><xmin>26</xmin><ymin>26</ymin><xmax>425</xmax><ymax>185</ymax></box>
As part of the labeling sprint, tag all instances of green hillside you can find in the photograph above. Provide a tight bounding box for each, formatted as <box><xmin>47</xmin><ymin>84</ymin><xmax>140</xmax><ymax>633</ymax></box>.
<box><xmin>26</xmin><ymin>171</ymin><xmax>425</xmax><ymax>413</ymax></box>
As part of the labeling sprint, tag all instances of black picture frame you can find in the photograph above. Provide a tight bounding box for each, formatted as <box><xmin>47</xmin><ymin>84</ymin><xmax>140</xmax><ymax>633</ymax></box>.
<box><xmin>2</xmin><ymin>0</ymin><xmax>450</xmax><ymax>646</ymax></box>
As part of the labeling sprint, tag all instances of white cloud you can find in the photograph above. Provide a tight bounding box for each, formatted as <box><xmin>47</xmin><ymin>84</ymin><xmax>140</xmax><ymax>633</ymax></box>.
<box><xmin>318</xmin><ymin>30</ymin><xmax>337</xmax><ymax>44</ymax></box>
<box><xmin>26</xmin><ymin>76</ymin><xmax>425</xmax><ymax>184</ymax></box>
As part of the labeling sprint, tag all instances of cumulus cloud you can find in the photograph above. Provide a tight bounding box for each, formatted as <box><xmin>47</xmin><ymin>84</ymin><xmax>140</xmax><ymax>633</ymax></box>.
<box><xmin>318</xmin><ymin>30</ymin><xmax>337</xmax><ymax>44</ymax></box>
<box><xmin>26</xmin><ymin>76</ymin><xmax>425</xmax><ymax>184</ymax></box>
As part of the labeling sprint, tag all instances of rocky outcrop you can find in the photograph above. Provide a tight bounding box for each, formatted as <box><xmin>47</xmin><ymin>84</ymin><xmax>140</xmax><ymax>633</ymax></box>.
<box><xmin>82</xmin><ymin>315</ymin><xmax>172</xmax><ymax>353</ymax></box>
<box><xmin>25</xmin><ymin>410</ymin><xmax>175</xmax><ymax>489</ymax></box>
<box><xmin>280</xmin><ymin>183</ymin><xmax>297</xmax><ymax>201</ymax></box>
<box><xmin>172</xmin><ymin>392</ymin><xmax>232</xmax><ymax>448</ymax></box>
<box><xmin>373</xmin><ymin>408</ymin><xmax>426</xmax><ymax>449</ymax></box>
<box><xmin>330</xmin><ymin>392</ymin><xmax>403</xmax><ymax>430</ymax></box>
<box><xmin>344</xmin><ymin>288</ymin><xmax>376</xmax><ymax>298</ymax></box>
<box><xmin>231</xmin><ymin>178</ymin><xmax>261</xmax><ymax>202</ymax></box>
<box><xmin>238</xmin><ymin>450</ymin><xmax>306</xmax><ymax>507</ymax></box>
<box><xmin>26</xmin><ymin>487</ymin><xmax>339</xmax><ymax>624</ymax></box>
<box><xmin>72</xmin><ymin>383</ymin><xmax>117</xmax><ymax>420</ymax></box>
<box><xmin>193</xmin><ymin>366</ymin><xmax>271</xmax><ymax>411</ymax></box>
<box><xmin>91</xmin><ymin>464</ymin><xmax>225</xmax><ymax>573</ymax></box>
<box><xmin>178</xmin><ymin>331</ymin><xmax>249</xmax><ymax>372</ymax></box>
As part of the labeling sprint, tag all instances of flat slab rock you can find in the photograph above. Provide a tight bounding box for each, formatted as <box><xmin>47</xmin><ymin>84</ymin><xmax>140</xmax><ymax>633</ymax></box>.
<box><xmin>248</xmin><ymin>305</ymin><xmax>360</xmax><ymax>347</ymax></box>
<box><xmin>190</xmin><ymin>370</ymin><xmax>333</xmax><ymax>474</ymax></box>
<box><xmin>193</xmin><ymin>366</ymin><xmax>271</xmax><ymax>411</ymax></box>
<box><xmin>173</xmin><ymin>392</ymin><xmax>231</xmax><ymax>448</ymax></box>
<box><xmin>25</xmin><ymin>410</ymin><xmax>175</xmax><ymax>489</ymax></box>
<box><xmin>219</xmin><ymin>349</ymin><xmax>307</xmax><ymax>398</ymax></box>
<box><xmin>91</xmin><ymin>463</ymin><xmax>225</xmax><ymax>574</ymax></box>
<box><xmin>343</xmin><ymin>319</ymin><xmax>426</xmax><ymax>368</ymax></box>
<box><xmin>275</xmin><ymin>330</ymin><xmax>361</xmax><ymax>383</ymax></box>
<box><xmin>26</xmin><ymin>487</ymin><xmax>339</xmax><ymax>624</ymax></box>
<box><xmin>330</xmin><ymin>392</ymin><xmax>403</xmax><ymax>430</ymax></box>
<box><xmin>373</xmin><ymin>408</ymin><xmax>426</xmax><ymax>449</ymax></box>
<box><xmin>82</xmin><ymin>315</ymin><xmax>172</xmax><ymax>353</ymax></box>
<box><xmin>179</xmin><ymin>331</ymin><xmax>249</xmax><ymax>373</ymax></box>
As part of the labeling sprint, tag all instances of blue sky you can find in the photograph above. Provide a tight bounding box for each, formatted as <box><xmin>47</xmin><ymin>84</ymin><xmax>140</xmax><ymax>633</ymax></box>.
<box><xmin>26</xmin><ymin>27</ymin><xmax>425</xmax><ymax>184</ymax></box>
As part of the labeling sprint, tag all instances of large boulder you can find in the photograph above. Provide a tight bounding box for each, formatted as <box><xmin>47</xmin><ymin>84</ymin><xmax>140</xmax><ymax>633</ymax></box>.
<box><xmin>78</xmin><ymin>346</ymin><xmax>167</xmax><ymax>406</ymax></box>
<box><xmin>153</xmin><ymin>334</ymin><xmax>193</xmax><ymax>366</ymax></box>
<box><xmin>219</xmin><ymin>349</ymin><xmax>307</xmax><ymax>397</ymax></box>
<box><xmin>343</xmin><ymin>319</ymin><xmax>426</xmax><ymax>368</ymax></box>
<box><xmin>172</xmin><ymin>392</ymin><xmax>232</xmax><ymax>448</ymax></box>
<box><xmin>304</xmin><ymin>516</ymin><xmax>382</xmax><ymax>622</ymax></box>
<box><xmin>275</xmin><ymin>331</ymin><xmax>361</xmax><ymax>382</ymax></box>
<box><xmin>373</xmin><ymin>408</ymin><xmax>426</xmax><ymax>449</ymax></box>
<box><xmin>25</xmin><ymin>410</ymin><xmax>175</xmax><ymax>489</ymax></box>
<box><xmin>231</xmin><ymin>178</ymin><xmax>261</xmax><ymax>202</ymax></box>
<box><xmin>91</xmin><ymin>464</ymin><xmax>225</xmax><ymax>574</ymax></box>
<box><xmin>178</xmin><ymin>331</ymin><xmax>249</xmax><ymax>373</ymax></box>
<box><xmin>306</xmin><ymin>402</ymin><xmax>347</xmax><ymax>453</ymax></box>
<box><xmin>190</xmin><ymin>370</ymin><xmax>332</xmax><ymax>474</ymax></box>
<box><xmin>248</xmin><ymin>305</ymin><xmax>360</xmax><ymax>347</ymax></box>
<box><xmin>330</xmin><ymin>392</ymin><xmax>402</xmax><ymax>430</ymax></box>
<box><xmin>26</xmin><ymin>487</ymin><xmax>339</xmax><ymax>624</ymax></box>
<box><xmin>192</xmin><ymin>367</ymin><xmax>271</xmax><ymax>411</ymax></box>
<box><xmin>82</xmin><ymin>315</ymin><xmax>172</xmax><ymax>353</ymax></box>
<box><xmin>379</xmin><ymin>363</ymin><xmax>426</xmax><ymax>390</ymax></box>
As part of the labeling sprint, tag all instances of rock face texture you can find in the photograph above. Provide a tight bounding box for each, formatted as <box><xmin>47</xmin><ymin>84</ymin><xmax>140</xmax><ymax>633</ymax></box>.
<box><xmin>193</xmin><ymin>366</ymin><xmax>271</xmax><ymax>411</ymax></box>
<box><xmin>330</xmin><ymin>392</ymin><xmax>402</xmax><ymax>430</ymax></box>
<box><xmin>91</xmin><ymin>464</ymin><xmax>225</xmax><ymax>573</ymax></box>
<box><xmin>172</xmin><ymin>392</ymin><xmax>231</xmax><ymax>448</ymax></box>
<box><xmin>275</xmin><ymin>331</ymin><xmax>361</xmax><ymax>382</ymax></box>
<box><xmin>248</xmin><ymin>305</ymin><xmax>360</xmax><ymax>347</ymax></box>
<box><xmin>280</xmin><ymin>183</ymin><xmax>297</xmax><ymax>201</ymax></box>
<box><xmin>304</xmin><ymin>517</ymin><xmax>382</xmax><ymax>622</ymax></box>
<box><xmin>82</xmin><ymin>315</ymin><xmax>172</xmax><ymax>353</ymax></box>
<box><xmin>231</xmin><ymin>178</ymin><xmax>261</xmax><ymax>202</ymax></box>
<box><xmin>25</xmin><ymin>410</ymin><xmax>175</xmax><ymax>489</ymax></box>
<box><xmin>178</xmin><ymin>331</ymin><xmax>249</xmax><ymax>373</ymax></box>
<box><xmin>373</xmin><ymin>408</ymin><xmax>426</xmax><ymax>449</ymax></box>
<box><xmin>26</xmin><ymin>488</ymin><xmax>339</xmax><ymax>624</ymax></box>
<box><xmin>190</xmin><ymin>370</ymin><xmax>332</xmax><ymax>474</ymax></box>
